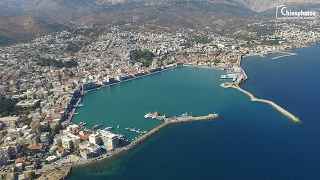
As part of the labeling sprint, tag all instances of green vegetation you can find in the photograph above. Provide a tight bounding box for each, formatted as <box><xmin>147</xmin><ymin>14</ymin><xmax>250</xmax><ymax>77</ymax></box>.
<box><xmin>0</xmin><ymin>99</ymin><xmax>17</xmax><ymax>117</ymax></box>
<box><xmin>18</xmin><ymin>144</ymin><xmax>40</xmax><ymax>157</ymax></box>
<box><xmin>65</xmin><ymin>42</ymin><xmax>81</xmax><ymax>53</ymax></box>
<box><xmin>0</xmin><ymin>35</ymin><xmax>13</xmax><ymax>46</ymax></box>
<box><xmin>23</xmin><ymin>117</ymin><xmax>32</xmax><ymax>126</ymax></box>
<box><xmin>38</xmin><ymin>19</ymin><xmax>70</xmax><ymax>32</ymax></box>
<box><xmin>131</xmin><ymin>49</ymin><xmax>155</xmax><ymax>67</ymax></box>
<box><xmin>28</xmin><ymin>171</ymin><xmax>36</xmax><ymax>180</ymax></box>
<box><xmin>214</xmin><ymin>59</ymin><xmax>221</xmax><ymax>64</ymax></box>
<box><xmin>192</xmin><ymin>36</ymin><xmax>212</xmax><ymax>44</ymax></box>
<box><xmin>260</xmin><ymin>40</ymin><xmax>280</xmax><ymax>46</ymax></box>
<box><xmin>51</xmin><ymin>123</ymin><xmax>62</xmax><ymax>136</ymax></box>
<box><xmin>36</xmin><ymin>58</ymin><xmax>78</xmax><ymax>68</ymax></box>
<box><xmin>47</xmin><ymin>23</ymin><xmax>70</xmax><ymax>32</ymax></box>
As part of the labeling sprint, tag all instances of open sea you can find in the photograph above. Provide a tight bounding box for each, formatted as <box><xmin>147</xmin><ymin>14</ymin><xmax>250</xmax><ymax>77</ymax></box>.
<box><xmin>68</xmin><ymin>44</ymin><xmax>320</xmax><ymax>179</ymax></box>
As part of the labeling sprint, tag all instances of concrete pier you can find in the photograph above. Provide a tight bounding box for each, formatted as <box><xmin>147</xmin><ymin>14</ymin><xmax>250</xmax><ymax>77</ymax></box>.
<box><xmin>221</xmin><ymin>83</ymin><xmax>300</xmax><ymax>123</ymax></box>
<box><xmin>272</xmin><ymin>52</ymin><xmax>297</xmax><ymax>60</ymax></box>
<box><xmin>72</xmin><ymin>113</ymin><xmax>219</xmax><ymax>168</ymax></box>
<box><xmin>128</xmin><ymin>113</ymin><xmax>219</xmax><ymax>148</ymax></box>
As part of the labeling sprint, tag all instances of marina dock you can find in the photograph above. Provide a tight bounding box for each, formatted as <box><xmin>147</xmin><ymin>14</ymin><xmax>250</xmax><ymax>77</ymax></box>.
<box><xmin>72</xmin><ymin>113</ymin><xmax>219</xmax><ymax>167</ymax></box>
<box><xmin>127</xmin><ymin>113</ymin><xmax>219</xmax><ymax>149</ymax></box>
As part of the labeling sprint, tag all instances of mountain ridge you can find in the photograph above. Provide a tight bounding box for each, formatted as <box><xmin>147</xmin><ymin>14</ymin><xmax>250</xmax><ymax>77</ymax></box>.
<box><xmin>0</xmin><ymin>0</ymin><xmax>319</xmax><ymax>45</ymax></box>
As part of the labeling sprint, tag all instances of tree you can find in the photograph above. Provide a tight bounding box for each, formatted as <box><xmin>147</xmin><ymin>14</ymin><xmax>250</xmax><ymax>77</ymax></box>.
<box><xmin>130</xmin><ymin>49</ymin><xmax>155</xmax><ymax>67</ymax></box>
<box><xmin>37</xmin><ymin>126</ymin><xmax>44</xmax><ymax>134</ymax></box>
<box><xmin>28</xmin><ymin>171</ymin><xmax>36</xmax><ymax>180</ymax></box>
<box><xmin>51</xmin><ymin>123</ymin><xmax>62</xmax><ymax>136</ymax></box>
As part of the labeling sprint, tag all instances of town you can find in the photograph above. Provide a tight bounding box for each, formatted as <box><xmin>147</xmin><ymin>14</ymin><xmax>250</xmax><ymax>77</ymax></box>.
<box><xmin>0</xmin><ymin>19</ymin><xmax>320</xmax><ymax>179</ymax></box>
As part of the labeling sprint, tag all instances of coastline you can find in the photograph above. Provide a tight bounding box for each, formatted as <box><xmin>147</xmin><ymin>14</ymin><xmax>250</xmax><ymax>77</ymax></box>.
<box><xmin>83</xmin><ymin>65</ymin><xmax>182</xmax><ymax>94</ymax></box>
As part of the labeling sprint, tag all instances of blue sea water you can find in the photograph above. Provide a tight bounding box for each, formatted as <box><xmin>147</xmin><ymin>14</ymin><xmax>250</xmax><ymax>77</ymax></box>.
<box><xmin>68</xmin><ymin>44</ymin><xmax>320</xmax><ymax>179</ymax></box>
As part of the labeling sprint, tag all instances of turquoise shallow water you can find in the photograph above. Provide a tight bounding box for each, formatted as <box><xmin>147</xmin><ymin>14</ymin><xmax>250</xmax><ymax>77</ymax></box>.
<box><xmin>69</xmin><ymin>44</ymin><xmax>320</xmax><ymax>179</ymax></box>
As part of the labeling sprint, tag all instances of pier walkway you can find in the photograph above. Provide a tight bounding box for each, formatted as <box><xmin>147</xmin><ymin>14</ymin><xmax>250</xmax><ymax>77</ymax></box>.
<box><xmin>70</xmin><ymin>113</ymin><xmax>219</xmax><ymax>168</ymax></box>
<box><xmin>221</xmin><ymin>83</ymin><xmax>300</xmax><ymax>123</ymax></box>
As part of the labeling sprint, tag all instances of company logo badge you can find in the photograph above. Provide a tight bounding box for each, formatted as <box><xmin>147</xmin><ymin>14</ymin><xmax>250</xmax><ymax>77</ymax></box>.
<box><xmin>276</xmin><ymin>5</ymin><xmax>317</xmax><ymax>19</ymax></box>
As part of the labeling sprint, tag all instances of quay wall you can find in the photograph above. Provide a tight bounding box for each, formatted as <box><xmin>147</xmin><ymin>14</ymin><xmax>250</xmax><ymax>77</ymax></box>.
<box><xmin>232</xmin><ymin>85</ymin><xmax>300</xmax><ymax>123</ymax></box>
<box><xmin>72</xmin><ymin>114</ymin><xmax>219</xmax><ymax>168</ymax></box>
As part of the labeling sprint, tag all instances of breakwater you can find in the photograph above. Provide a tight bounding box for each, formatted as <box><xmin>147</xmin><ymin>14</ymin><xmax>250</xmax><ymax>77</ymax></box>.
<box><xmin>128</xmin><ymin>114</ymin><xmax>219</xmax><ymax>147</ymax></box>
<box><xmin>221</xmin><ymin>83</ymin><xmax>300</xmax><ymax>123</ymax></box>
<box><xmin>272</xmin><ymin>52</ymin><xmax>297</xmax><ymax>60</ymax></box>
<box><xmin>73</xmin><ymin>113</ymin><xmax>219</xmax><ymax>167</ymax></box>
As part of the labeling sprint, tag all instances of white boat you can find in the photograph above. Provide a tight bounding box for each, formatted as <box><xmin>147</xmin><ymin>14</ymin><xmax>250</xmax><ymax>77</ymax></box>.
<box><xmin>74</xmin><ymin>112</ymin><xmax>78</xmax><ymax>115</ymax></box>
<box><xmin>93</xmin><ymin>123</ymin><xmax>102</xmax><ymax>129</ymax></box>
<box><xmin>78</xmin><ymin>104</ymin><xmax>84</xmax><ymax>107</ymax></box>
<box><xmin>79</xmin><ymin>121</ymin><xmax>86</xmax><ymax>126</ymax></box>
<box><xmin>144</xmin><ymin>112</ymin><xmax>151</xmax><ymax>118</ymax></box>
<box><xmin>104</xmin><ymin>126</ymin><xmax>113</xmax><ymax>131</ymax></box>
<box><xmin>181</xmin><ymin>111</ymin><xmax>188</xmax><ymax>117</ymax></box>
<box><xmin>117</xmin><ymin>125</ymin><xmax>120</xmax><ymax>128</ymax></box>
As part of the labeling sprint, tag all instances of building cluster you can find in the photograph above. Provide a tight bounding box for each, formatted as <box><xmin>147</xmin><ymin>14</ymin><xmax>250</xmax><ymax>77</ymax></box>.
<box><xmin>0</xmin><ymin>19</ymin><xmax>320</xmax><ymax>175</ymax></box>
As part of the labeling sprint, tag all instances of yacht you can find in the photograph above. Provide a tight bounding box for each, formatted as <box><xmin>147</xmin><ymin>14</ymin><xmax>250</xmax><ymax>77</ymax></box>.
<box><xmin>144</xmin><ymin>112</ymin><xmax>151</xmax><ymax>118</ymax></box>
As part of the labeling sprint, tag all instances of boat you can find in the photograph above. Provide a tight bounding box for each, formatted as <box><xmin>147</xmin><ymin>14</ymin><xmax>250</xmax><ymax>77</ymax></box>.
<box><xmin>144</xmin><ymin>112</ymin><xmax>151</xmax><ymax>118</ymax></box>
<box><xmin>117</xmin><ymin>125</ymin><xmax>120</xmax><ymax>128</ymax></box>
<box><xmin>93</xmin><ymin>123</ymin><xmax>103</xmax><ymax>129</ymax></box>
<box><xmin>78</xmin><ymin>103</ymin><xmax>84</xmax><ymax>107</ymax></box>
<box><xmin>74</xmin><ymin>112</ymin><xmax>78</xmax><ymax>115</ymax></box>
<box><xmin>79</xmin><ymin>121</ymin><xmax>86</xmax><ymax>126</ymax></box>
<box><xmin>181</xmin><ymin>111</ymin><xmax>189</xmax><ymax>117</ymax></box>
<box><xmin>116</xmin><ymin>134</ymin><xmax>124</xmax><ymax>138</ymax></box>
<box><xmin>104</xmin><ymin>126</ymin><xmax>113</xmax><ymax>131</ymax></box>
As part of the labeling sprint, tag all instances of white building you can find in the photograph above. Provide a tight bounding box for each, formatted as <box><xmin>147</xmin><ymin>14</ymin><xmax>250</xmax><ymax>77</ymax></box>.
<box><xmin>61</xmin><ymin>134</ymin><xmax>80</xmax><ymax>149</ymax></box>
<box><xmin>88</xmin><ymin>132</ymin><xmax>102</xmax><ymax>145</ymax></box>
<box><xmin>79</xmin><ymin>141</ymin><xmax>101</xmax><ymax>159</ymax></box>
<box><xmin>0</xmin><ymin>116</ymin><xmax>22</xmax><ymax>127</ymax></box>
<box><xmin>46</xmin><ymin>155</ymin><xmax>58</xmax><ymax>163</ymax></box>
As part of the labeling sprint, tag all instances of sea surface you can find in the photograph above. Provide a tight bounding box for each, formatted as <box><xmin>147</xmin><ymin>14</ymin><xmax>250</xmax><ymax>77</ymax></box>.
<box><xmin>69</xmin><ymin>44</ymin><xmax>320</xmax><ymax>179</ymax></box>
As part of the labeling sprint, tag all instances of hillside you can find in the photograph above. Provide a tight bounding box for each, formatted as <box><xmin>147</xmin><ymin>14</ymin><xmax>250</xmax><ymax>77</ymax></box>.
<box><xmin>0</xmin><ymin>0</ymin><xmax>319</xmax><ymax>45</ymax></box>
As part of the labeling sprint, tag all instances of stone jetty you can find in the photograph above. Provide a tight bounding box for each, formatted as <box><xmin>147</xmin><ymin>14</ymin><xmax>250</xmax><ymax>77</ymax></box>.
<box><xmin>72</xmin><ymin>113</ymin><xmax>219</xmax><ymax>168</ymax></box>
<box><xmin>221</xmin><ymin>82</ymin><xmax>300</xmax><ymax>123</ymax></box>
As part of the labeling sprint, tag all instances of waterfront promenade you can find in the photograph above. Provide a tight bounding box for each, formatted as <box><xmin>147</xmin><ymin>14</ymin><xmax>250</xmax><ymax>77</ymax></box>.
<box><xmin>84</xmin><ymin>65</ymin><xmax>182</xmax><ymax>93</ymax></box>
<box><xmin>221</xmin><ymin>83</ymin><xmax>300</xmax><ymax>123</ymax></box>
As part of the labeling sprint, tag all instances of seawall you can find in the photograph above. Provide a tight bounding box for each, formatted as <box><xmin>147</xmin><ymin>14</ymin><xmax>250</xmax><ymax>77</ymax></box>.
<box><xmin>72</xmin><ymin>113</ymin><xmax>219</xmax><ymax>167</ymax></box>
<box><xmin>222</xmin><ymin>83</ymin><xmax>300</xmax><ymax>123</ymax></box>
